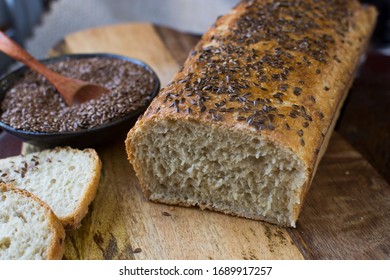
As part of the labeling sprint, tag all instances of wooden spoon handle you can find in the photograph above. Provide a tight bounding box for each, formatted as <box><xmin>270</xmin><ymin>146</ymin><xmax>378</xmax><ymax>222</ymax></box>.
<box><xmin>0</xmin><ymin>31</ymin><xmax>109</xmax><ymax>107</ymax></box>
<box><xmin>0</xmin><ymin>31</ymin><xmax>60</xmax><ymax>80</ymax></box>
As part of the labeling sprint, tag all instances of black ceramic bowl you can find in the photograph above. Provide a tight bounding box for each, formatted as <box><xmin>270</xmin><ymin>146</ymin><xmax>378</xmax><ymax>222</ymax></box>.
<box><xmin>0</xmin><ymin>53</ymin><xmax>160</xmax><ymax>148</ymax></box>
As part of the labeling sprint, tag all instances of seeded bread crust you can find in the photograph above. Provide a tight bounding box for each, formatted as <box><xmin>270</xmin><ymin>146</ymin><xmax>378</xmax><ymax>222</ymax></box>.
<box><xmin>126</xmin><ymin>0</ymin><xmax>377</xmax><ymax>226</ymax></box>
<box><xmin>0</xmin><ymin>183</ymin><xmax>65</xmax><ymax>260</ymax></box>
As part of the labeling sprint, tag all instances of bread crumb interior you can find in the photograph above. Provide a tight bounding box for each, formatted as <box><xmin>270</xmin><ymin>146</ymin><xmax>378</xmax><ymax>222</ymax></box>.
<box><xmin>133</xmin><ymin>120</ymin><xmax>306</xmax><ymax>226</ymax></box>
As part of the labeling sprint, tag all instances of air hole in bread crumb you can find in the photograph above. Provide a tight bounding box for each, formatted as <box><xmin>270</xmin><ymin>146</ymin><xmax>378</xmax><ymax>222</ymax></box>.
<box><xmin>16</xmin><ymin>212</ymin><xmax>27</xmax><ymax>223</ymax></box>
<box><xmin>0</xmin><ymin>237</ymin><xmax>11</xmax><ymax>249</ymax></box>
<box><xmin>50</xmin><ymin>179</ymin><xmax>56</xmax><ymax>184</ymax></box>
<box><xmin>0</xmin><ymin>214</ymin><xmax>10</xmax><ymax>223</ymax></box>
<box><xmin>68</xmin><ymin>166</ymin><xmax>75</xmax><ymax>171</ymax></box>
<box><xmin>1</xmin><ymin>195</ymin><xmax>6</xmax><ymax>201</ymax></box>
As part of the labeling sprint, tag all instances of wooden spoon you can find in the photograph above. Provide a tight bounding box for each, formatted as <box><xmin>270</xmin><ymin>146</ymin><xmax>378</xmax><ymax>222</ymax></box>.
<box><xmin>0</xmin><ymin>31</ymin><xmax>109</xmax><ymax>106</ymax></box>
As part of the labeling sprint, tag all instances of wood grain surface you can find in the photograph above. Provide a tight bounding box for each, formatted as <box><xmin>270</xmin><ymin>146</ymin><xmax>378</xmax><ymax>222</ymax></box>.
<box><xmin>12</xmin><ymin>23</ymin><xmax>390</xmax><ymax>259</ymax></box>
<box><xmin>287</xmin><ymin>133</ymin><xmax>390</xmax><ymax>259</ymax></box>
<box><xmin>337</xmin><ymin>53</ymin><xmax>390</xmax><ymax>183</ymax></box>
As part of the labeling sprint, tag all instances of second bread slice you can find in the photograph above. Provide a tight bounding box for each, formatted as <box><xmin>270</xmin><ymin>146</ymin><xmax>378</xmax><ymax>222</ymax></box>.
<box><xmin>0</xmin><ymin>147</ymin><xmax>101</xmax><ymax>229</ymax></box>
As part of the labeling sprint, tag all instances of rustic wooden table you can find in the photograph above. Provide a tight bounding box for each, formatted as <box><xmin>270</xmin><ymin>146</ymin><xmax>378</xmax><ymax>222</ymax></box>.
<box><xmin>0</xmin><ymin>24</ymin><xmax>389</xmax><ymax>259</ymax></box>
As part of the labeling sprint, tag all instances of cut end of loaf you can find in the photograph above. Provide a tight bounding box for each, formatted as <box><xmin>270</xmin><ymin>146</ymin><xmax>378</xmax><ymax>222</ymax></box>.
<box><xmin>128</xmin><ymin>120</ymin><xmax>307</xmax><ymax>227</ymax></box>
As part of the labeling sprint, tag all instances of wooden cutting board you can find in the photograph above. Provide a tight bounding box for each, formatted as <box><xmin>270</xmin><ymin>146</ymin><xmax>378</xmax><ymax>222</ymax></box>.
<box><xmin>24</xmin><ymin>23</ymin><xmax>390</xmax><ymax>260</ymax></box>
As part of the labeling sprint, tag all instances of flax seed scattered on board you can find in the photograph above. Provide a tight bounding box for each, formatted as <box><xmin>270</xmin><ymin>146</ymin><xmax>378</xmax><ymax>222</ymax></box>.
<box><xmin>133</xmin><ymin>248</ymin><xmax>142</xmax><ymax>254</ymax></box>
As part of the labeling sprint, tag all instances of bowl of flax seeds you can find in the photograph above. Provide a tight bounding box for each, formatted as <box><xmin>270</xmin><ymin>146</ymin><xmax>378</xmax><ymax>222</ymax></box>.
<box><xmin>0</xmin><ymin>53</ymin><xmax>160</xmax><ymax>148</ymax></box>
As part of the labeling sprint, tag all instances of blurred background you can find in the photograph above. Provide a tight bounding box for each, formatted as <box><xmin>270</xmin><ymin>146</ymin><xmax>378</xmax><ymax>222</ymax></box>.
<box><xmin>0</xmin><ymin>0</ymin><xmax>238</xmax><ymax>74</ymax></box>
<box><xmin>0</xmin><ymin>0</ymin><xmax>389</xmax><ymax>75</ymax></box>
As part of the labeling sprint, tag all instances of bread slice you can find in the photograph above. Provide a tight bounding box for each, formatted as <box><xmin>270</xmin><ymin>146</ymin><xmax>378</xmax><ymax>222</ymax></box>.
<box><xmin>0</xmin><ymin>147</ymin><xmax>101</xmax><ymax>229</ymax></box>
<box><xmin>0</xmin><ymin>183</ymin><xmax>65</xmax><ymax>260</ymax></box>
<box><xmin>126</xmin><ymin>0</ymin><xmax>377</xmax><ymax>227</ymax></box>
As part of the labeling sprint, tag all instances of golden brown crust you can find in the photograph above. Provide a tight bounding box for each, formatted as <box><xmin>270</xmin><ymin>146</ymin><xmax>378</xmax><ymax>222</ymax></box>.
<box><xmin>0</xmin><ymin>183</ymin><xmax>65</xmax><ymax>260</ymax></box>
<box><xmin>126</xmin><ymin>0</ymin><xmax>377</xmax><ymax>224</ymax></box>
<box><xmin>294</xmin><ymin>4</ymin><xmax>378</xmax><ymax>220</ymax></box>
<box><xmin>60</xmin><ymin>148</ymin><xmax>102</xmax><ymax>229</ymax></box>
<box><xmin>46</xmin><ymin>206</ymin><xmax>66</xmax><ymax>260</ymax></box>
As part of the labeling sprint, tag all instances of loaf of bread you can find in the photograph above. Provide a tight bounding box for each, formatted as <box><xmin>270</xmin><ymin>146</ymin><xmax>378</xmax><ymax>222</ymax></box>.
<box><xmin>125</xmin><ymin>0</ymin><xmax>377</xmax><ymax>226</ymax></box>
<box><xmin>0</xmin><ymin>183</ymin><xmax>65</xmax><ymax>260</ymax></box>
<box><xmin>0</xmin><ymin>147</ymin><xmax>101</xmax><ymax>229</ymax></box>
